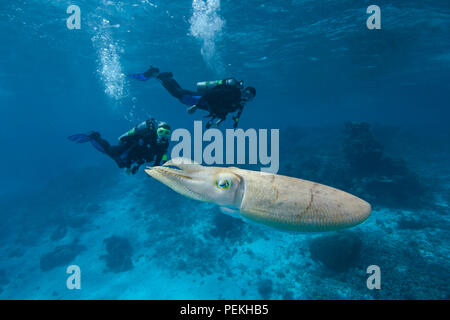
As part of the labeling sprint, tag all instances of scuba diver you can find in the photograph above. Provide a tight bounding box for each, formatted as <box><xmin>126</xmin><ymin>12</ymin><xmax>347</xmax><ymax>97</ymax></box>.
<box><xmin>127</xmin><ymin>66</ymin><xmax>256</xmax><ymax>129</ymax></box>
<box><xmin>68</xmin><ymin>119</ymin><xmax>171</xmax><ymax>174</ymax></box>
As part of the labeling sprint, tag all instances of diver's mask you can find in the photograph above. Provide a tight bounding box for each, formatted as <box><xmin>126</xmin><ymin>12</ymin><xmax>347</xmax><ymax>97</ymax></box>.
<box><xmin>157</xmin><ymin>127</ymin><xmax>171</xmax><ymax>143</ymax></box>
<box><xmin>242</xmin><ymin>89</ymin><xmax>255</xmax><ymax>102</ymax></box>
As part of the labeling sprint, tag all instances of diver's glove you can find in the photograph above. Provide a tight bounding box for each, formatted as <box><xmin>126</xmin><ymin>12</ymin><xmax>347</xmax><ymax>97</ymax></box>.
<box><xmin>187</xmin><ymin>105</ymin><xmax>198</xmax><ymax>114</ymax></box>
<box><xmin>232</xmin><ymin>117</ymin><xmax>239</xmax><ymax>129</ymax></box>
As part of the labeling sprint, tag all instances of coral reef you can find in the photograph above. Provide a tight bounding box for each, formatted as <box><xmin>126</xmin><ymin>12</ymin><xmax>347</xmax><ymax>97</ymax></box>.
<box><xmin>343</xmin><ymin>122</ymin><xmax>384</xmax><ymax>176</ymax></box>
<box><xmin>209</xmin><ymin>210</ymin><xmax>244</xmax><ymax>240</ymax></box>
<box><xmin>257</xmin><ymin>279</ymin><xmax>273</xmax><ymax>299</ymax></box>
<box><xmin>281</xmin><ymin>122</ymin><xmax>431</xmax><ymax>209</ymax></box>
<box><xmin>309</xmin><ymin>232</ymin><xmax>362</xmax><ymax>272</ymax></box>
<box><xmin>40</xmin><ymin>243</ymin><xmax>86</xmax><ymax>271</ymax></box>
<box><xmin>342</xmin><ymin>122</ymin><xmax>430</xmax><ymax>208</ymax></box>
<box><xmin>101</xmin><ymin>236</ymin><xmax>133</xmax><ymax>273</ymax></box>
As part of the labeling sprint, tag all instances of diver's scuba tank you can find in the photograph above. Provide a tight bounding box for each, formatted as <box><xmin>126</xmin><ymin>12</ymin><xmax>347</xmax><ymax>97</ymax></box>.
<box><xmin>196</xmin><ymin>78</ymin><xmax>243</xmax><ymax>93</ymax></box>
<box><xmin>118</xmin><ymin>119</ymin><xmax>156</xmax><ymax>142</ymax></box>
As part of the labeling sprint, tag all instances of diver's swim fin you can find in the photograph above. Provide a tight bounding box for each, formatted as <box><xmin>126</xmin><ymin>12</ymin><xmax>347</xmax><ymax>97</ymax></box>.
<box><xmin>68</xmin><ymin>132</ymin><xmax>107</xmax><ymax>154</ymax></box>
<box><xmin>67</xmin><ymin>133</ymin><xmax>92</xmax><ymax>143</ymax></box>
<box><xmin>126</xmin><ymin>73</ymin><xmax>151</xmax><ymax>81</ymax></box>
<box><xmin>127</xmin><ymin>66</ymin><xmax>160</xmax><ymax>81</ymax></box>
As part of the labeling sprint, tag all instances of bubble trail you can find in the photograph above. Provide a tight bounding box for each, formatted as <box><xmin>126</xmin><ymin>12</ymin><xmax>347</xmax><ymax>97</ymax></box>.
<box><xmin>189</xmin><ymin>0</ymin><xmax>225</xmax><ymax>75</ymax></box>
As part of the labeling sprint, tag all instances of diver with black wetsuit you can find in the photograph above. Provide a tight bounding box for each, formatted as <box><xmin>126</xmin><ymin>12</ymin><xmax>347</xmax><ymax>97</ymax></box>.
<box><xmin>68</xmin><ymin>119</ymin><xmax>171</xmax><ymax>174</ymax></box>
<box><xmin>127</xmin><ymin>66</ymin><xmax>256</xmax><ymax>129</ymax></box>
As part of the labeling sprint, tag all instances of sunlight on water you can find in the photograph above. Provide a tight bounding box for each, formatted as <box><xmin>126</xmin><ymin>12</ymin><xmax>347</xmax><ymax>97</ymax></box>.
<box><xmin>189</xmin><ymin>0</ymin><xmax>225</xmax><ymax>75</ymax></box>
<box><xmin>91</xmin><ymin>18</ymin><xmax>127</xmax><ymax>101</ymax></box>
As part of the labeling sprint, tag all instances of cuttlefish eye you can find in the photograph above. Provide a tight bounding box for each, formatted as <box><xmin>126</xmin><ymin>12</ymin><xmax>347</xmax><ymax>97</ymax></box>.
<box><xmin>216</xmin><ymin>178</ymin><xmax>230</xmax><ymax>190</ymax></box>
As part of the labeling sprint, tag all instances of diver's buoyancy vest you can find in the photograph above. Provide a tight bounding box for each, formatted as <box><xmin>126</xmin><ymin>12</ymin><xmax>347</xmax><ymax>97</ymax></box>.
<box><xmin>196</xmin><ymin>78</ymin><xmax>243</xmax><ymax>93</ymax></box>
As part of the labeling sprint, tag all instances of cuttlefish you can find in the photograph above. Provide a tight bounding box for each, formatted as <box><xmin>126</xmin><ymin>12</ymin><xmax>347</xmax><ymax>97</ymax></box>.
<box><xmin>145</xmin><ymin>158</ymin><xmax>371</xmax><ymax>232</ymax></box>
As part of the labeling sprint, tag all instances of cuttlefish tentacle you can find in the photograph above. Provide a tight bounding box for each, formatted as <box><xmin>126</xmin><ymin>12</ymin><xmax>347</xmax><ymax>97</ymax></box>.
<box><xmin>145</xmin><ymin>158</ymin><xmax>371</xmax><ymax>232</ymax></box>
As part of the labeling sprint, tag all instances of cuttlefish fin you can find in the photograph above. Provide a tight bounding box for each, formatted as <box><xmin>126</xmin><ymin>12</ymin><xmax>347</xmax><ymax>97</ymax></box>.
<box><xmin>219</xmin><ymin>206</ymin><xmax>275</xmax><ymax>230</ymax></box>
<box><xmin>219</xmin><ymin>206</ymin><xmax>240</xmax><ymax>219</ymax></box>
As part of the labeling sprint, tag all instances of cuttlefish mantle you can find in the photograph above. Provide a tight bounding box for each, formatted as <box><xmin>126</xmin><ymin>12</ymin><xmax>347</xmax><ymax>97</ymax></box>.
<box><xmin>145</xmin><ymin>158</ymin><xmax>371</xmax><ymax>232</ymax></box>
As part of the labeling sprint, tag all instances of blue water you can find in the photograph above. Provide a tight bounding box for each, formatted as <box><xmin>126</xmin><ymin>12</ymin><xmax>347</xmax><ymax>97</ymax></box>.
<box><xmin>0</xmin><ymin>0</ymin><xmax>449</xmax><ymax>299</ymax></box>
